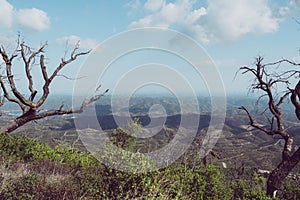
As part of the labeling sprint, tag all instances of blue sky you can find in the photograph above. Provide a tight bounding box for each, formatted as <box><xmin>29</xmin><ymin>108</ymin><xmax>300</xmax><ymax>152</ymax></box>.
<box><xmin>1</xmin><ymin>0</ymin><xmax>300</xmax><ymax>96</ymax></box>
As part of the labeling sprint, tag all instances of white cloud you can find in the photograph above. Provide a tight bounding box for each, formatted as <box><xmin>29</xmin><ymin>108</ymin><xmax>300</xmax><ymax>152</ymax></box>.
<box><xmin>278</xmin><ymin>7</ymin><xmax>290</xmax><ymax>18</ymax></box>
<box><xmin>0</xmin><ymin>0</ymin><xmax>51</xmax><ymax>31</ymax></box>
<box><xmin>0</xmin><ymin>0</ymin><xmax>13</xmax><ymax>27</ymax></box>
<box><xmin>56</xmin><ymin>35</ymin><xmax>99</xmax><ymax>50</ymax></box>
<box><xmin>16</xmin><ymin>8</ymin><xmax>50</xmax><ymax>31</ymax></box>
<box><xmin>144</xmin><ymin>0</ymin><xmax>165</xmax><ymax>11</ymax></box>
<box><xmin>129</xmin><ymin>0</ymin><xmax>195</xmax><ymax>28</ymax></box>
<box><xmin>185</xmin><ymin>7</ymin><xmax>206</xmax><ymax>23</ymax></box>
<box><xmin>201</xmin><ymin>0</ymin><xmax>279</xmax><ymax>41</ymax></box>
<box><xmin>129</xmin><ymin>0</ymin><xmax>283</xmax><ymax>43</ymax></box>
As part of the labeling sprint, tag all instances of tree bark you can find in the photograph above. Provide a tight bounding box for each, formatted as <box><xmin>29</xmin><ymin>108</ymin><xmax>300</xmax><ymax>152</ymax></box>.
<box><xmin>267</xmin><ymin>147</ymin><xmax>300</xmax><ymax>197</ymax></box>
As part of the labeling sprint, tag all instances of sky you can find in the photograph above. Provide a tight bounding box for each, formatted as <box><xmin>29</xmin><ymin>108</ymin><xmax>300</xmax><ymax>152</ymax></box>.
<box><xmin>1</xmin><ymin>0</ymin><xmax>300</xmax><ymax>97</ymax></box>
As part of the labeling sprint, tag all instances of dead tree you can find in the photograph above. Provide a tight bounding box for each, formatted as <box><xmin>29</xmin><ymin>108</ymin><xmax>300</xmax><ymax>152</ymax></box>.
<box><xmin>0</xmin><ymin>39</ymin><xmax>108</xmax><ymax>133</ymax></box>
<box><xmin>239</xmin><ymin>56</ymin><xmax>300</xmax><ymax>197</ymax></box>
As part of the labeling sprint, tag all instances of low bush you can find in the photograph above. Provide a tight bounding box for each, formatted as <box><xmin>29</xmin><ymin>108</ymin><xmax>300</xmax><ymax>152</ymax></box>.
<box><xmin>0</xmin><ymin>133</ymin><xmax>295</xmax><ymax>199</ymax></box>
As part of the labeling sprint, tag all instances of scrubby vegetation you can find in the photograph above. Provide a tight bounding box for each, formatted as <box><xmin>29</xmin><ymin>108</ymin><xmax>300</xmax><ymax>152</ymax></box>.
<box><xmin>1</xmin><ymin>132</ymin><xmax>298</xmax><ymax>199</ymax></box>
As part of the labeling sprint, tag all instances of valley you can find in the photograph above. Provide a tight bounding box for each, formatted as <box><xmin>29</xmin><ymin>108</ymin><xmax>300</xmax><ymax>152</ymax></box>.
<box><xmin>1</xmin><ymin>94</ymin><xmax>299</xmax><ymax>174</ymax></box>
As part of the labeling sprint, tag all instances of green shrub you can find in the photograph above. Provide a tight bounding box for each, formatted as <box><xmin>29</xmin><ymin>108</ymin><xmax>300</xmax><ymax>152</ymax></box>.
<box><xmin>0</xmin><ymin>133</ymin><xmax>99</xmax><ymax>168</ymax></box>
<box><xmin>0</xmin><ymin>133</ymin><xmax>37</xmax><ymax>161</ymax></box>
<box><xmin>200</xmin><ymin>165</ymin><xmax>231</xmax><ymax>199</ymax></box>
<box><xmin>0</xmin><ymin>132</ymin><xmax>296</xmax><ymax>199</ymax></box>
<box><xmin>1</xmin><ymin>173</ymin><xmax>40</xmax><ymax>200</ymax></box>
<box><xmin>230</xmin><ymin>178</ymin><xmax>277</xmax><ymax>200</ymax></box>
<box><xmin>281</xmin><ymin>180</ymin><xmax>300</xmax><ymax>200</ymax></box>
<box><xmin>142</xmin><ymin>165</ymin><xmax>231</xmax><ymax>200</ymax></box>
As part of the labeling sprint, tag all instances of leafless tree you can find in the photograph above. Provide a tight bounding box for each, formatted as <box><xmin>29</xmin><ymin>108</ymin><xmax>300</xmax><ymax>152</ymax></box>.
<box><xmin>239</xmin><ymin>56</ymin><xmax>300</xmax><ymax>197</ymax></box>
<box><xmin>0</xmin><ymin>38</ymin><xmax>108</xmax><ymax>133</ymax></box>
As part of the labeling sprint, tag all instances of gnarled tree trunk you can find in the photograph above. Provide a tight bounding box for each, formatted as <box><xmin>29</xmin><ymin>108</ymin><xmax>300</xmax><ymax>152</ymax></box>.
<box><xmin>267</xmin><ymin>148</ymin><xmax>300</xmax><ymax>197</ymax></box>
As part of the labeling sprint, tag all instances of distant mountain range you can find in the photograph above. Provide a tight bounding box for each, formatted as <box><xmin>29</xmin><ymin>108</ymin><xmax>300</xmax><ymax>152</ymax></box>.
<box><xmin>1</xmin><ymin>94</ymin><xmax>299</xmax><ymax>171</ymax></box>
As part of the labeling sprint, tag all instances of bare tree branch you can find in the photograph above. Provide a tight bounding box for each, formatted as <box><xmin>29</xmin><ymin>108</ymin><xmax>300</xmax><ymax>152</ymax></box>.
<box><xmin>264</xmin><ymin>58</ymin><xmax>300</xmax><ymax>67</ymax></box>
<box><xmin>0</xmin><ymin>75</ymin><xmax>25</xmax><ymax>111</ymax></box>
<box><xmin>20</xmin><ymin>42</ymin><xmax>47</xmax><ymax>101</ymax></box>
<box><xmin>0</xmin><ymin>45</ymin><xmax>34</xmax><ymax>108</ymax></box>
<box><xmin>276</xmin><ymin>91</ymin><xmax>291</xmax><ymax>107</ymax></box>
<box><xmin>239</xmin><ymin>106</ymin><xmax>276</xmax><ymax>135</ymax></box>
<box><xmin>0</xmin><ymin>39</ymin><xmax>106</xmax><ymax>134</ymax></box>
<box><xmin>239</xmin><ymin>56</ymin><xmax>300</xmax><ymax>197</ymax></box>
<box><xmin>36</xmin><ymin>47</ymin><xmax>90</xmax><ymax>108</ymax></box>
<box><xmin>56</xmin><ymin>74</ymin><xmax>87</xmax><ymax>81</ymax></box>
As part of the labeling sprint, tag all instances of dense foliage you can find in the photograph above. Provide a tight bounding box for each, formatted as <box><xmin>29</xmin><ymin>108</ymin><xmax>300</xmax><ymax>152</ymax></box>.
<box><xmin>0</xmin><ymin>132</ymin><xmax>299</xmax><ymax>199</ymax></box>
